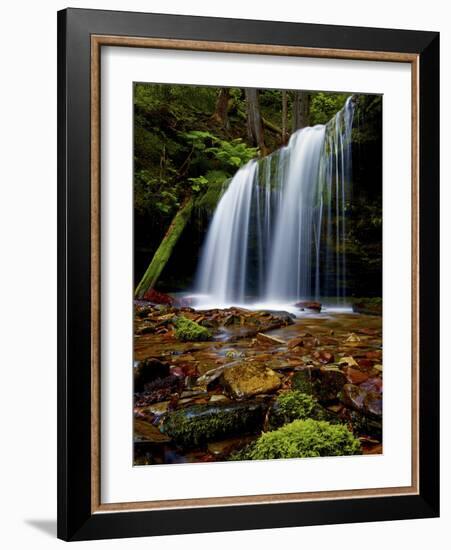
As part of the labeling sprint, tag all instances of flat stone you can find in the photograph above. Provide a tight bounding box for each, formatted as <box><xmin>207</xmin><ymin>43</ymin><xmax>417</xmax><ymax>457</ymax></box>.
<box><xmin>221</xmin><ymin>363</ymin><xmax>282</xmax><ymax>399</ymax></box>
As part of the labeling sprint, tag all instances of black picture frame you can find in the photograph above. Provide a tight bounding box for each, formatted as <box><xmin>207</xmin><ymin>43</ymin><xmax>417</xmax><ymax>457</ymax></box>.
<box><xmin>57</xmin><ymin>7</ymin><xmax>439</xmax><ymax>541</ymax></box>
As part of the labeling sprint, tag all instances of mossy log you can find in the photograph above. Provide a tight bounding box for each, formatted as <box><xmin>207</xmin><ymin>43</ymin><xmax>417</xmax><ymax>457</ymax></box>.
<box><xmin>135</xmin><ymin>196</ymin><xmax>194</xmax><ymax>298</ymax></box>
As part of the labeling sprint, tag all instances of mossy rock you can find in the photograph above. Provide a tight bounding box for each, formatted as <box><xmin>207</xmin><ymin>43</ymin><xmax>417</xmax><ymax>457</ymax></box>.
<box><xmin>268</xmin><ymin>391</ymin><xmax>316</xmax><ymax>429</ymax></box>
<box><xmin>291</xmin><ymin>367</ymin><xmax>347</xmax><ymax>403</ymax></box>
<box><xmin>291</xmin><ymin>368</ymin><xmax>318</xmax><ymax>395</ymax></box>
<box><xmin>231</xmin><ymin>419</ymin><xmax>361</xmax><ymax>460</ymax></box>
<box><xmin>174</xmin><ymin>316</ymin><xmax>212</xmax><ymax>342</ymax></box>
<box><xmin>268</xmin><ymin>390</ymin><xmax>340</xmax><ymax>429</ymax></box>
<box><xmin>161</xmin><ymin>401</ymin><xmax>267</xmax><ymax>447</ymax></box>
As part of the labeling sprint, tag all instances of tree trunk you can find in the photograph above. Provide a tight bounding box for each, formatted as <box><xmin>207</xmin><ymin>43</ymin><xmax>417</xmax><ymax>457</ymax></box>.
<box><xmin>134</xmin><ymin>197</ymin><xmax>194</xmax><ymax>298</ymax></box>
<box><xmin>292</xmin><ymin>91</ymin><xmax>311</xmax><ymax>131</ymax></box>
<box><xmin>245</xmin><ymin>88</ymin><xmax>267</xmax><ymax>154</ymax></box>
<box><xmin>211</xmin><ymin>88</ymin><xmax>230</xmax><ymax>130</ymax></box>
<box><xmin>282</xmin><ymin>90</ymin><xmax>288</xmax><ymax>144</ymax></box>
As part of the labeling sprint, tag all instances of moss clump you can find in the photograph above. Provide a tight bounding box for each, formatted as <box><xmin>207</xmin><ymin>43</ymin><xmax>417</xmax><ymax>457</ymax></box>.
<box><xmin>232</xmin><ymin>419</ymin><xmax>361</xmax><ymax>460</ymax></box>
<box><xmin>174</xmin><ymin>316</ymin><xmax>212</xmax><ymax>341</ymax></box>
<box><xmin>161</xmin><ymin>401</ymin><xmax>267</xmax><ymax>447</ymax></box>
<box><xmin>268</xmin><ymin>391</ymin><xmax>316</xmax><ymax>429</ymax></box>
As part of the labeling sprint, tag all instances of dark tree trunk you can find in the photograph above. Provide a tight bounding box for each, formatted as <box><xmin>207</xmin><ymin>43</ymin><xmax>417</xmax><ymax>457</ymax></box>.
<box><xmin>292</xmin><ymin>91</ymin><xmax>311</xmax><ymax>131</ymax></box>
<box><xmin>245</xmin><ymin>88</ymin><xmax>267</xmax><ymax>154</ymax></box>
<box><xmin>282</xmin><ymin>90</ymin><xmax>288</xmax><ymax>144</ymax></box>
<box><xmin>212</xmin><ymin>87</ymin><xmax>230</xmax><ymax>130</ymax></box>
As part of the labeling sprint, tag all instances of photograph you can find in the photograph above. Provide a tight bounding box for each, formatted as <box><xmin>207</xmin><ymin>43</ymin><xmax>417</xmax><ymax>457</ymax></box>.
<box><xmin>132</xmin><ymin>83</ymin><xmax>383</xmax><ymax>465</ymax></box>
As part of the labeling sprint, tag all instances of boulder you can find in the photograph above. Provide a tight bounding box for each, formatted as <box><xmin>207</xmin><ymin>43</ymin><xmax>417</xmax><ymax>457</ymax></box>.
<box><xmin>143</xmin><ymin>288</ymin><xmax>175</xmax><ymax>305</ymax></box>
<box><xmin>161</xmin><ymin>401</ymin><xmax>268</xmax><ymax>447</ymax></box>
<box><xmin>291</xmin><ymin>366</ymin><xmax>347</xmax><ymax>402</ymax></box>
<box><xmin>221</xmin><ymin>363</ymin><xmax>282</xmax><ymax>399</ymax></box>
<box><xmin>315</xmin><ymin>367</ymin><xmax>348</xmax><ymax>401</ymax></box>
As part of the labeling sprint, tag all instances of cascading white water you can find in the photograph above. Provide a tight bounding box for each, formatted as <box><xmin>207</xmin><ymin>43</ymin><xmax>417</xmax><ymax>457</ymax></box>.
<box><xmin>194</xmin><ymin>97</ymin><xmax>354</xmax><ymax>308</ymax></box>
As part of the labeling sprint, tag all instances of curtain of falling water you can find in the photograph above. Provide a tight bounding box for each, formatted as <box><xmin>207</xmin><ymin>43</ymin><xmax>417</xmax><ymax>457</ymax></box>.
<box><xmin>194</xmin><ymin>97</ymin><xmax>354</xmax><ymax>306</ymax></box>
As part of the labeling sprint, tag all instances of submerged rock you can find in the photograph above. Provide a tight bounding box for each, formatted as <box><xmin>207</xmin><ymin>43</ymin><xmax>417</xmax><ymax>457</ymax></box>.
<box><xmin>161</xmin><ymin>401</ymin><xmax>267</xmax><ymax>447</ymax></box>
<box><xmin>221</xmin><ymin>363</ymin><xmax>282</xmax><ymax>399</ymax></box>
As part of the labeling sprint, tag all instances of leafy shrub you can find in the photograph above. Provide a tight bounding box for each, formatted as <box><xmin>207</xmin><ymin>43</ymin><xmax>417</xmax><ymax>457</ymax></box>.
<box><xmin>231</xmin><ymin>419</ymin><xmax>361</xmax><ymax>460</ymax></box>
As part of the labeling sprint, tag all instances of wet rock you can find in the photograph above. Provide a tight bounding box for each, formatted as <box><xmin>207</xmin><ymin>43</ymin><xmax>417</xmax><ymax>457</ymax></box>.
<box><xmin>360</xmin><ymin>377</ymin><xmax>383</xmax><ymax>393</ymax></box>
<box><xmin>134</xmin><ymin>419</ymin><xmax>171</xmax><ymax>443</ymax></box>
<box><xmin>288</xmin><ymin>337</ymin><xmax>305</xmax><ymax>349</ymax></box>
<box><xmin>209</xmin><ymin>394</ymin><xmax>229</xmax><ymax>403</ymax></box>
<box><xmin>161</xmin><ymin>401</ymin><xmax>268</xmax><ymax>447</ymax></box>
<box><xmin>207</xmin><ymin>435</ymin><xmax>256</xmax><ymax>457</ymax></box>
<box><xmin>312</xmin><ymin>350</ymin><xmax>335</xmax><ymax>364</ymax></box>
<box><xmin>134</xmin><ymin>358</ymin><xmax>170</xmax><ymax>392</ymax></box>
<box><xmin>174</xmin><ymin>316</ymin><xmax>212</xmax><ymax>342</ymax></box>
<box><xmin>366</xmin><ymin>350</ymin><xmax>382</xmax><ymax>361</ymax></box>
<box><xmin>338</xmin><ymin>356</ymin><xmax>359</xmax><ymax>367</ymax></box>
<box><xmin>291</xmin><ymin>367</ymin><xmax>319</xmax><ymax>395</ymax></box>
<box><xmin>140</xmin><ymin>401</ymin><xmax>170</xmax><ymax>416</ymax></box>
<box><xmin>295</xmin><ymin>301</ymin><xmax>322</xmax><ymax>312</ymax></box>
<box><xmin>364</xmin><ymin>392</ymin><xmax>382</xmax><ymax>418</ymax></box>
<box><xmin>344</xmin><ymin>367</ymin><xmax>370</xmax><ymax>385</ymax></box>
<box><xmin>256</xmin><ymin>332</ymin><xmax>286</xmax><ymax>345</ymax></box>
<box><xmin>135</xmin><ymin>374</ymin><xmax>182</xmax><ymax>407</ymax></box>
<box><xmin>221</xmin><ymin>363</ymin><xmax>281</xmax><ymax>399</ymax></box>
<box><xmin>143</xmin><ymin>288</ymin><xmax>175</xmax><ymax>305</ymax></box>
<box><xmin>339</xmin><ymin>383</ymin><xmax>366</xmax><ymax>411</ymax></box>
<box><xmin>135</xmin><ymin>323</ymin><xmax>156</xmax><ymax>336</ymax></box>
<box><xmin>344</xmin><ymin>409</ymin><xmax>382</xmax><ymax>438</ymax></box>
<box><xmin>352</xmin><ymin>298</ymin><xmax>382</xmax><ymax>316</ymax></box>
<box><xmin>339</xmin><ymin>383</ymin><xmax>382</xmax><ymax>420</ymax></box>
<box><xmin>315</xmin><ymin>367</ymin><xmax>348</xmax><ymax>402</ymax></box>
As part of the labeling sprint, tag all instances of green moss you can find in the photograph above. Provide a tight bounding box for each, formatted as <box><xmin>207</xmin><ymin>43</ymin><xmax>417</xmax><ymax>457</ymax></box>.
<box><xmin>174</xmin><ymin>316</ymin><xmax>212</xmax><ymax>341</ymax></box>
<box><xmin>268</xmin><ymin>391</ymin><xmax>316</xmax><ymax>429</ymax></box>
<box><xmin>231</xmin><ymin>419</ymin><xmax>361</xmax><ymax>461</ymax></box>
<box><xmin>161</xmin><ymin>401</ymin><xmax>267</xmax><ymax>447</ymax></box>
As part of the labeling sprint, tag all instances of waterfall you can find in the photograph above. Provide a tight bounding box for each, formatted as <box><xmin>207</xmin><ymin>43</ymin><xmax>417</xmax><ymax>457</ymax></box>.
<box><xmin>194</xmin><ymin>97</ymin><xmax>354</xmax><ymax>307</ymax></box>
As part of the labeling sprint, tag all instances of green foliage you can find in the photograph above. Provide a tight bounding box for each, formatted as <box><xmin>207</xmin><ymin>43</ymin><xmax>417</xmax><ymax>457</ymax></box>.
<box><xmin>174</xmin><ymin>316</ymin><xmax>212</xmax><ymax>342</ymax></box>
<box><xmin>310</xmin><ymin>92</ymin><xmax>349</xmax><ymax>125</ymax></box>
<box><xmin>231</xmin><ymin>419</ymin><xmax>361</xmax><ymax>460</ymax></box>
<box><xmin>181</xmin><ymin>130</ymin><xmax>258</xmax><ymax>169</ymax></box>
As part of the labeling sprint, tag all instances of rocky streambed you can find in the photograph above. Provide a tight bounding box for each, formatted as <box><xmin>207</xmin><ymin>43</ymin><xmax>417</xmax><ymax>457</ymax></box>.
<box><xmin>133</xmin><ymin>300</ymin><xmax>383</xmax><ymax>465</ymax></box>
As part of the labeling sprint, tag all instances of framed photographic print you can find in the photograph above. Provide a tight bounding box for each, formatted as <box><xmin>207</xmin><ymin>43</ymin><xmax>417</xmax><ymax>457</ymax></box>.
<box><xmin>57</xmin><ymin>8</ymin><xmax>440</xmax><ymax>541</ymax></box>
